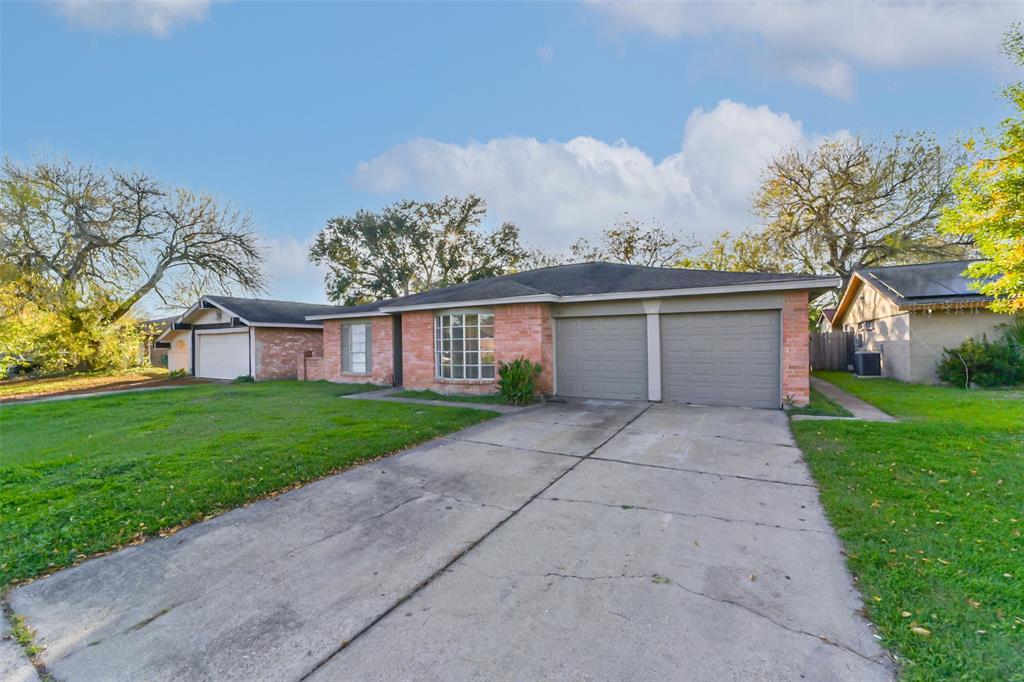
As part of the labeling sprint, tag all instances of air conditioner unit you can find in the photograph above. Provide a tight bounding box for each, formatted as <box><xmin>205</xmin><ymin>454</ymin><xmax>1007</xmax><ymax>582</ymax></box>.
<box><xmin>853</xmin><ymin>351</ymin><xmax>882</xmax><ymax>377</ymax></box>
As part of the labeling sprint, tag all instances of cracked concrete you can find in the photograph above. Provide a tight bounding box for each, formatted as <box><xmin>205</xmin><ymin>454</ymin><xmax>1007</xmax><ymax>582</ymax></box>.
<box><xmin>8</xmin><ymin>399</ymin><xmax>893</xmax><ymax>681</ymax></box>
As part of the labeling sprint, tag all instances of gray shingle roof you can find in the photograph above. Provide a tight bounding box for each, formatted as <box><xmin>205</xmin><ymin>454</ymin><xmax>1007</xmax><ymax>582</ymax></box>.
<box><xmin>310</xmin><ymin>261</ymin><xmax>834</xmax><ymax>317</ymax></box>
<box><xmin>204</xmin><ymin>296</ymin><xmax>339</xmax><ymax>325</ymax></box>
<box><xmin>855</xmin><ymin>260</ymin><xmax>991</xmax><ymax>307</ymax></box>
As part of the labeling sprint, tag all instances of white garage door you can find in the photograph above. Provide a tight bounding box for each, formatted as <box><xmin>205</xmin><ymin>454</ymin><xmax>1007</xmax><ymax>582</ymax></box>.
<box><xmin>556</xmin><ymin>316</ymin><xmax>648</xmax><ymax>400</ymax></box>
<box><xmin>661</xmin><ymin>310</ymin><xmax>780</xmax><ymax>409</ymax></box>
<box><xmin>196</xmin><ymin>331</ymin><xmax>250</xmax><ymax>380</ymax></box>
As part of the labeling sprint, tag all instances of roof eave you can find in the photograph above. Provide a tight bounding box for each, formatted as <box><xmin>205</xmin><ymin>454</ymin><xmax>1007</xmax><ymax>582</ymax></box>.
<box><xmin>379</xmin><ymin>294</ymin><xmax>559</xmax><ymax>313</ymax></box>
<box><xmin>374</xmin><ymin>277</ymin><xmax>840</xmax><ymax>313</ymax></box>
<box><xmin>305</xmin><ymin>310</ymin><xmax>390</xmax><ymax>321</ymax></box>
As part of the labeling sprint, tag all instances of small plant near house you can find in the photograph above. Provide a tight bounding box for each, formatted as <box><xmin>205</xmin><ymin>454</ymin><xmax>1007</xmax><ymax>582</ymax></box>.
<box><xmin>497</xmin><ymin>357</ymin><xmax>542</xmax><ymax>406</ymax></box>
<box><xmin>233</xmin><ymin>375</ymin><xmax>255</xmax><ymax>384</ymax></box>
<box><xmin>168</xmin><ymin>369</ymin><xmax>188</xmax><ymax>378</ymax></box>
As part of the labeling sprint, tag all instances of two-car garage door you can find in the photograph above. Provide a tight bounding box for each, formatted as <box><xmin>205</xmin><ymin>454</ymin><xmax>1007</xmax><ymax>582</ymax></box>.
<box><xmin>555</xmin><ymin>310</ymin><xmax>780</xmax><ymax>409</ymax></box>
<box><xmin>196</xmin><ymin>331</ymin><xmax>250</xmax><ymax>380</ymax></box>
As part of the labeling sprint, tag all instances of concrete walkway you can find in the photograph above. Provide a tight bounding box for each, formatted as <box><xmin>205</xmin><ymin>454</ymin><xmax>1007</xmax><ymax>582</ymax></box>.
<box><xmin>805</xmin><ymin>377</ymin><xmax>897</xmax><ymax>422</ymax></box>
<box><xmin>7</xmin><ymin>400</ymin><xmax>894</xmax><ymax>681</ymax></box>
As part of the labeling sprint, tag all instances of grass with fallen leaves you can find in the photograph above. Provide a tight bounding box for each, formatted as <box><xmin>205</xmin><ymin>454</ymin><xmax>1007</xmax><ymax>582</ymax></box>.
<box><xmin>791</xmin><ymin>372</ymin><xmax>1023</xmax><ymax>681</ymax></box>
<box><xmin>0</xmin><ymin>368</ymin><xmax>174</xmax><ymax>402</ymax></box>
<box><xmin>0</xmin><ymin>381</ymin><xmax>496</xmax><ymax>589</ymax></box>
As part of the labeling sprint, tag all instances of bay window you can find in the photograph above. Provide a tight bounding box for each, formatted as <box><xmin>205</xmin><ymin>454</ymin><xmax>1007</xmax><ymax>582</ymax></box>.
<box><xmin>435</xmin><ymin>312</ymin><xmax>495</xmax><ymax>380</ymax></box>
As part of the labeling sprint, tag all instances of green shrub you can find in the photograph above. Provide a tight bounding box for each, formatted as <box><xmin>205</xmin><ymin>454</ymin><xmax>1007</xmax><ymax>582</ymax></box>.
<box><xmin>497</xmin><ymin>357</ymin><xmax>542</xmax><ymax>405</ymax></box>
<box><xmin>233</xmin><ymin>375</ymin><xmax>255</xmax><ymax>384</ymax></box>
<box><xmin>1001</xmin><ymin>316</ymin><xmax>1024</xmax><ymax>363</ymax></box>
<box><xmin>168</xmin><ymin>369</ymin><xmax>188</xmax><ymax>378</ymax></box>
<box><xmin>938</xmin><ymin>333</ymin><xmax>1024</xmax><ymax>388</ymax></box>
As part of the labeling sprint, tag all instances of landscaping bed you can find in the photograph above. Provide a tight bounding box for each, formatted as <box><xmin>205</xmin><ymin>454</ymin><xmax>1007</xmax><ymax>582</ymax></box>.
<box><xmin>0</xmin><ymin>380</ymin><xmax>497</xmax><ymax>589</ymax></box>
<box><xmin>791</xmin><ymin>372</ymin><xmax>1023</xmax><ymax>681</ymax></box>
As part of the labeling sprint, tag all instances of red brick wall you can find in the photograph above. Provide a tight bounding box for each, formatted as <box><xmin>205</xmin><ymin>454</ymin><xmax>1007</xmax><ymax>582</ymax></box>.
<box><xmin>782</xmin><ymin>291</ymin><xmax>811</xmax><ymax>406</ymax></box>
<box><xmin>254</xmin><ymin>327</ymin><xmax>323</xmax><ymax>381</ymax></box>
<box><xmin>494</xmin><ymin>303</ymin><xmax>553</xmax><ymax>395</ymax></box>
<box><xmin>402</xmin><ymin>304</ymin><xmax>554</xmax><ymax>396</ymax></box>
<box><xmin>298</xmin><ymin>354</ymin><xmax>324</xmax><ymax>381</ymax></box>
<box><xmin>319</xmin><ymin>318</ymin><xmax>393</xmax><ymax>385</ymax></box>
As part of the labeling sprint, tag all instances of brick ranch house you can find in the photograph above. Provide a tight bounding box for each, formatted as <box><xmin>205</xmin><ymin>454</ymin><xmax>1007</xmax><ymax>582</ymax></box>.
<box><xmin>301</xmin><ymin>262</ymin><xmax>840</xmax><ymax>409</ymax></box>
<box><xmin>158</xmin><ymin>296</ymin><xmax>341</xmax><ymax>381</ymax></box>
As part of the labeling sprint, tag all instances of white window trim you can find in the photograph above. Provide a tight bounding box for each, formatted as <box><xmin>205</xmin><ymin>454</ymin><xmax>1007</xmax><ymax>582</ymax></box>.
<box><xmin>343</xmin><ymin>322</ymin><xmax>373</xmax><ymax>375</ymax></box>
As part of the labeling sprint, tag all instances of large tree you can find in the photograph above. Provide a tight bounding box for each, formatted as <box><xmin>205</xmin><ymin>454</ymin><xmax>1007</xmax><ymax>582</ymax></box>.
<box><xmin>753</xmin><ymin>133</ymin><xmax>972</xmax><ymax>280</ymax></box>
<box><xmin>0</xmin><ymin>158</ymin><xmax>264</xmax><ymax>321</ymax></box>
<box><xmin>309</xmin><ymin>195</ymin><xmax>528</xmax><ymax>304</ymax></box>
<box><xmin>680</xmin><ymin>229</ymin><xmax>788</xmax><ymax>273</ymax></box>
<box><xmin>569</xmin><ymin>215</ymin><xmax>697</xmax><ymax>267</ymax></box>
<box><xmin>941</xmin><ymin>24</ymin><xmax>1024</xmax><ymax>313</ymax></box>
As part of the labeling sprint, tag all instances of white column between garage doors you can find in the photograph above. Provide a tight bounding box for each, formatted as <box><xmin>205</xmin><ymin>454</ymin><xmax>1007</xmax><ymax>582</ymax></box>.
<box><xmin>195</xmin><ymin>329</ymin><xmax>251</xmax><ymax>380</ymax></box>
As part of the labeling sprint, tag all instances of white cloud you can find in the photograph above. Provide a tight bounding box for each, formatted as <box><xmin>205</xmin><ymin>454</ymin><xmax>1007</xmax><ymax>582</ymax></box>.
<box><xmin>261</xmin><ymin>235</ymin><xmax>330</xmax><ymax>304</ymax></box>
<box><xmin>52</xmin><ymin>0</ymin><xmax>212</xmax><ymax>36</ymax></box>
<box><xmin>354</xmin><ymin>100</ymin><xmax>831</xmax><ymax>249</ymax></box>
<box><xmin>585</xmin><ymin>0</ymin><xmax>1017</xmax><ymax>98</ymax></box>
<box><xmin>537</xmin><ymin>45</ymin><xmax>554</xmax><ymax>61</ymax></box>
<box><xmin>783</xmin><ymin>59</ymin><xmax>855</xmax><ymax>101</ymax></box>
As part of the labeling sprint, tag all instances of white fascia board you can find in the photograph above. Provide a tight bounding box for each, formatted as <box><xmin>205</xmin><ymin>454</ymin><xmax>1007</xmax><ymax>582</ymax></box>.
<box><xmin>305</xmin><ymin>311</ymin><xmax>390</xmax><ymax>321</ymax></box>
<box><xmin>199</xmin><ymin>297</ymin><xmax>253</xmax><ymax>326</ymax></box>
<box><xmin>555</xmin><ymin>278</ymin><xmax>842</xmax><ymax>304</ymax></box>
<box><xmin>378</xmin><ymin>294</ymin><xmax>558</xmax><ymax>313</ymax></box>
<box><xmin>247</xmin><ymin>322</ymin><xmax>324</xmax><ymax>329</ymax></box>
<box><xmin>155</xmin><ymin>327</ymin><xmax>184</xmax><ymax>343</ymax></box>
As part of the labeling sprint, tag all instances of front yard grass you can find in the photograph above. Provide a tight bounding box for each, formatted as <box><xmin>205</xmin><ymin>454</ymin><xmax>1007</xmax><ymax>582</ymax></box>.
<box><xmin>791</xmin><ymin>372</ymin><xmax>1023</xmax><ymax>681</ymax></box>
<box><xmin>787</xmin><ymin>386</ymin><xmax>853</xmax><ymax>417</ymax></box>
<box><xmin>0</xmin><ymin>380</ymin><xmax>496</xmax><ymax>589</ymax></box>
<box><xmin>392</xmin><ymin>388</ymin><xmax>508</xmax><ymax>405</ymax></box>
<box><xmin>0</xmin><ymin>368</ymin><xmax>184</xmax><ymax>402</ymax></box>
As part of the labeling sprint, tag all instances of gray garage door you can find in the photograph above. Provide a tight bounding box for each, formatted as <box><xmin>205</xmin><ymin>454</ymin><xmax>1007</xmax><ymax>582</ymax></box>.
<box><xmin>556</xmin><ymin>316</ymin><xmax>647</xmax><ymax>400</ymax></box>
<box><xmin>661</xmin><ymin>310</ymin><xmax>780</xmax><ymax>409</ymax></box>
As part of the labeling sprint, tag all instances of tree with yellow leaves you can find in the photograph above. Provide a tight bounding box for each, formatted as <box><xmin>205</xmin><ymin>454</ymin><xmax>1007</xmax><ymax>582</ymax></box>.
<box><xmin>941</xmin><ymin>24</ymin><xmax>1024</xmax><ymax>313</ymax></box>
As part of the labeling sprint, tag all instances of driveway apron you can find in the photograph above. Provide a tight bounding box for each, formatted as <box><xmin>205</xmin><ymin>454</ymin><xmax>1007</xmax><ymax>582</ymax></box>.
<box><xmin>8</xmin><ymin>401</ymin><xmax>893</xmax><ymax>681</ymax></box>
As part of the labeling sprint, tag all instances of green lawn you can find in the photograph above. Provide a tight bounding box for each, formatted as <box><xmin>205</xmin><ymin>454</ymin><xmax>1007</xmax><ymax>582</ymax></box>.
<box><xmin>787</xmin><ymin>386</ymin><xmax>853</xmax><ymax>417</ymax></box>
<box><xmin>0</xmin><ymin>368</ymin><xmax>173</xmax><ymax>401</ymax></box>
<box><xmin>792</xmin><ymin>372</ymin><xmax>1023</xmax><ymax>681</ymax></box>
<box><xmin>391</xmin><ymin>388</ymin><xmax>508</xmax><ymax>405</ymax></box>
<box><xmin>0</xmin><ymin>381</ymin><xmax>496</xmax><ymax>589</ymax></box>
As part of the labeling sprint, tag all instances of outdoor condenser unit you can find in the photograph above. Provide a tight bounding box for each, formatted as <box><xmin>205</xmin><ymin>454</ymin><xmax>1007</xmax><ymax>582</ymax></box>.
<box><xmin>853</xmin><ymin>351</ymin><xmax>882</xmax><ymax>377</ymax></box>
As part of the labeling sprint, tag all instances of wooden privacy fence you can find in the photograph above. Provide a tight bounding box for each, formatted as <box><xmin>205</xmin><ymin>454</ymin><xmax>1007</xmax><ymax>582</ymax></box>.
<box><xmin>809</xmin><ymin>331</ymin><xmax>855</xmax><ymax>371</ymax></box>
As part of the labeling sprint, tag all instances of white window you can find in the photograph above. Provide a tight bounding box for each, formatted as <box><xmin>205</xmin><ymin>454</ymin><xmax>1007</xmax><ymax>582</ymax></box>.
<box><xmin>435</xmin><ymin>312</ymin><xmax>495</xmax><ymax>380</ymax></box>
<box><xmin>343</xmin><ymin>323</ymin><xmax>372</xmax><ymax>374</ymax></box>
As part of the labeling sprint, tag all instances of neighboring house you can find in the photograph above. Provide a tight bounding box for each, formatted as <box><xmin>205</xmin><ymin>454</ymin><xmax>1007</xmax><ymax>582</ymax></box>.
<box><xmin>158</xmin><ymin>296</ymin><xmax>339</xmax><ymax>380</ymax></box>
<box><xmin>817</xmin><ymin>308</ymin><xmax>838</xmax><ymax>332</ymax></box>
<box><xmin>301</xmin><ymin>262</ymin><xmax>839</xmax><ymax>409</ymax></box>
<box><xmin>140</xmin><ymin>316</ymin><xmax>177</xmax><ymax>367</ymax></box>
<box><xmin>831</xmin><ymin>260</ymin><xmax>1009</xmax><ymax>383</ymax></box>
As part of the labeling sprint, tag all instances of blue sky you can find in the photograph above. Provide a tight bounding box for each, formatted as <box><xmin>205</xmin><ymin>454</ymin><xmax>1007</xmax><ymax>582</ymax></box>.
<box><xmin>2</xmin><ymin>0</ymin><xmax>1019</xmax><ymax>308</ymax></box>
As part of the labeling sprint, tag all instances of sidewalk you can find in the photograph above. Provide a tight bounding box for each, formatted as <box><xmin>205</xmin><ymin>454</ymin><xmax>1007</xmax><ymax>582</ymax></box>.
<box><xmin>796</xmin><ymin>377</ymin><xmax>897</xmax><ymax>423</ymax></box>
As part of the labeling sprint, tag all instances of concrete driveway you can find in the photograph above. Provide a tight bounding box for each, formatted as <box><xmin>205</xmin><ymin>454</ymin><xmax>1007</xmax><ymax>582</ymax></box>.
<box><xmin>7</xmin><ymin>400</ymin><xmax>894</xmax><ymax>681</ymax></box>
